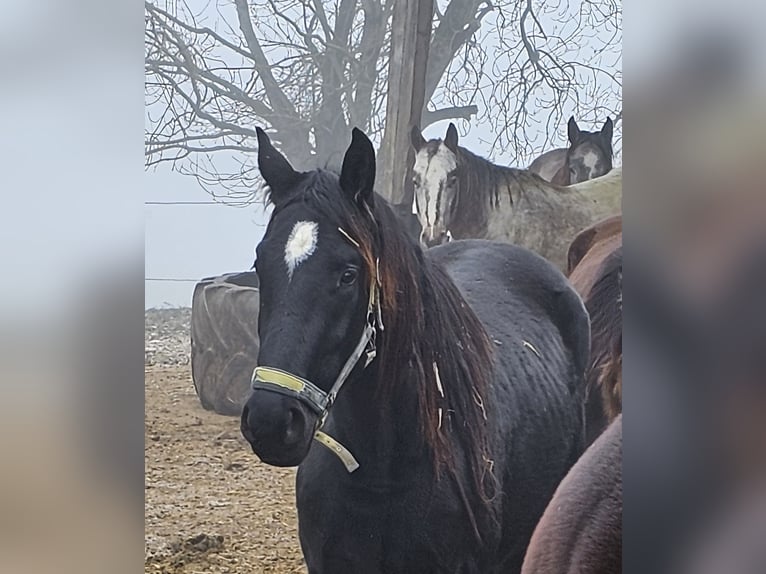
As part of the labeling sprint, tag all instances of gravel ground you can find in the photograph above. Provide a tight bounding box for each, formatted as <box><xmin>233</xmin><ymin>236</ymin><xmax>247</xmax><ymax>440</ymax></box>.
<box><xmin>145</xmin><ymin>309</ymin><xmax>304</xmax><ymax>573</ymax></box>
<box><xmin>145</xmin><ymin>308</ymin><xmax>192</xmax><ymax>367</ymax></box>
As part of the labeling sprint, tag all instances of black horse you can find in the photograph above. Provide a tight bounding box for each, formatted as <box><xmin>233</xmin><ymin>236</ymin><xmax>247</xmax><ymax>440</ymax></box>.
<box><xmin>240</xmin><ymin>127</ymin><xmax>591</xmax><ymax>573</ymax></box>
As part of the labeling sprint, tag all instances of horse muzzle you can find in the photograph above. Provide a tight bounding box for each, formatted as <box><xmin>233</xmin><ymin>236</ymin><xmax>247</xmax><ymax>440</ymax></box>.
<box><xmin>421</xmin><ymin>226</ymin><xmax>452</xmax><ymax>248</ymax></box>
<box><xmin>240</xmin><ymin>390</ymin><xmax>315</xmax><ymax>467</ymax></box>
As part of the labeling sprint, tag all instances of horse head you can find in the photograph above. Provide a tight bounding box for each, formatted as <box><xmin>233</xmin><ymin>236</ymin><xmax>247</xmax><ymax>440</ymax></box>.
<box><xmin>555</xmin><ymin>116</ymin><xmax>614</xmax><ymax>185</ymax></box>
<box><xmin>241</xmin><ymin>127</ymin><xmax>382</xmax><ymax>468</ymax></box>
<box><xmin>410</xmin><ymin>123</ymin><xmax>461</xmax><ymax>247</ymax></box>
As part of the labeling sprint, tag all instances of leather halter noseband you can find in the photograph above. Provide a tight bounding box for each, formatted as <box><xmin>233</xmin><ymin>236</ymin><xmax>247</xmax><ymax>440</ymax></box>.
<box><xmin>250</xmin><ymin>227</ymin><xmax>383</xmax><ymax>473</ymax></box>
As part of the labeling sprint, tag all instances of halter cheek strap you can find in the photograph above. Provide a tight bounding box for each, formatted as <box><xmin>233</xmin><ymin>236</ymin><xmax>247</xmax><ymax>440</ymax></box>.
<box><xmin>251</xmin><ymin>317</ymin><xmax>376</xmax><ymax>417</ymax></box>
<box><xmin>250</xmin><ymin>228</ymin><xmax>383</xmax><ymax>473</ymax></box>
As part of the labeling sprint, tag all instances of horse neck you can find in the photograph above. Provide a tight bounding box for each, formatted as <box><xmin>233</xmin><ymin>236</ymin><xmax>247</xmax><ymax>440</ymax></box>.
<box><xmin>325</xmin><ymin>251</ymin><xmax>436</xmax><ymax>481</ymax></box>
<box><xmin>327</xmin><ymin>363</ymin><xmax>425</xmax><ymax>479</ymax></box>
<box><xmin>459</xmin><ymin>146</ymin><xmax>521</xmax><ymax>181</ymax></box>
<box><xmin>529</xmin><ymin>148</ymin><xmax>568</xmax><ymax>181</ymax></box>
<box><xmin>453</xmin><ymin>147</ymin><xmax>523</xmax><ymax>236</ymax></box>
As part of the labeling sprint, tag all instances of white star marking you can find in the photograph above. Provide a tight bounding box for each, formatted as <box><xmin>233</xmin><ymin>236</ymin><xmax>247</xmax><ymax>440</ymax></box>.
<box><xmin>284</xmin><ymin>220</ymin><xmax>318</xmax><ymax>280</ymax></box>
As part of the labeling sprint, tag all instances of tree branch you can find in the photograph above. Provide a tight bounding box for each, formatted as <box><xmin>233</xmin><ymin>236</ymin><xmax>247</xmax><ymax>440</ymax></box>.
<box><xmin>149</xmin><ymin>68</ymin><xmax>258</xmax><ymax>138</ymax></box>
<box><xmin>333</xmin><ymin>0</ymin><xmax>357</xmax><ymax>43</ymax></box>
<box><xmin>232</xmin><ymin>0</ymin><xmax>298</xmax><ymax>121</ymax></box>
<box><xmin>145</xmin><ymin>2</ymin><xmax>255</xmax><ymax>61</ymax></box>
<box><xmin>424</xmin><ymin>0</ymin><xmax>491</xmax><ymax>102</ymax></box>
<box><xmin>422</xmin><ymin>104</ymin><xmax>478</xmax><ymax>127</ymax></box>
<box><xmin>311</xmin><ymin>0</ymin><xmax>333</xmax><ymax>39</ymax></box>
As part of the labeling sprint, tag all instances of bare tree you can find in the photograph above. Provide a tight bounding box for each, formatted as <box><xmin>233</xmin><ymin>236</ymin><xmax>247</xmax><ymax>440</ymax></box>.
<box><xmin>145</xmin><ymin>0</ymin><xmax>621</xmax><ymax>203</ymax></box>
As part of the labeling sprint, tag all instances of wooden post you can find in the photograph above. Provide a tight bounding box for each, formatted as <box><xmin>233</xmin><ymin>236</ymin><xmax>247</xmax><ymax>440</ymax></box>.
<box><xmin>375</xmin><ymin>0</ymin><xmax>433</xmax><ymax>208</ymax></box>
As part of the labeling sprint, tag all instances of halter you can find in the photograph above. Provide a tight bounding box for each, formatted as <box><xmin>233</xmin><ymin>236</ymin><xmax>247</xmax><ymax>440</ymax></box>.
<box><xmin>251</xmin><ymin>227</ymin><xmax>383</xmax><ymax>473</ymax></box>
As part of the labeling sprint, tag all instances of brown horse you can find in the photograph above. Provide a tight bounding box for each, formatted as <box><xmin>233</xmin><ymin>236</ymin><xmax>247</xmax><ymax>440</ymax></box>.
<box><xmin>568</xmin><ymin>215</ymin><xmax>623</xmax><ymax>444</ymax></box>
<box><xmin>529</xmin><ymin>116</ymin><xmax>614</xmax><ymax>185</ymax></box>
<box><xmin>521</xmin><ymin>414</ymin><xmax>622</xmax><ymax>574</ymax></box>
<box><xmin>567</xmin><ymin>214</ymin><xmax>623</xmax><ymax>275</ymax></box>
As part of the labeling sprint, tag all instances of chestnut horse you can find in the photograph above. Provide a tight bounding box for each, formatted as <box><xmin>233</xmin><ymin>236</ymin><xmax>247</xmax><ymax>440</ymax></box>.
<box><xmin>568</xmin><ymin>215</ymin><xmax>623</xmax><ymax>445</ymax></box>
<box><xmin>521</xmin><ymin>414</ymin><xmax>622</xmax><ymax>574</ymax></box>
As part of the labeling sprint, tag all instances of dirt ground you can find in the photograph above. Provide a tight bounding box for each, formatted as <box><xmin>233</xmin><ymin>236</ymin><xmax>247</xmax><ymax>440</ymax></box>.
<box><xmin>145</xmin><ymin>365</ymin><xmax>305</xmax><ymax>573</ymax></box>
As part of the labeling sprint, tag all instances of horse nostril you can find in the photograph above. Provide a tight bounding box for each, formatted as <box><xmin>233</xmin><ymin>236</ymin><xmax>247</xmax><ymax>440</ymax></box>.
<box><xmin>240</xmin><ymin>404</ymin><xmax>255</xmax><ymax>443</ymax></box>
<box><xmin>283</xmin><ymin>407</ymin><xmax>306</xmax><ymax>446</ymax></box>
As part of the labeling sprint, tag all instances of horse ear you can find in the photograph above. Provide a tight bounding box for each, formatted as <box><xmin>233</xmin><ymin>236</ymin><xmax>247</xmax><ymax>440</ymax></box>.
<box><xmin>444</xmin><ymin>123</ymin><xmax>459</xmax><ymax>153</ymax></box>
<box><xmin>411</xmin><ymin>125</ymin><xmax>426</xmax><ymax>152</ymax></box>
<box><xmin>567</xmin><ymin>116</ymin><xmax>581</xmax><ymax>145</ymax></box>
<box><xmin>340</xmin><ymin>127</ymin><xmax>376</xmax><ymax>206</ymax></box>
<box><xmin>601</xmin><ymin>117</ymin><xmax>614</xmax><ymax>144</ymax></box>
<box><xmin>567</xmin><ymin>227</ymin><xmax>597</xmax><ymax>274</ymax></box>
<box><xmin>256</xmin><ymin>127</ymin><xmax>303</xmax><ymax>204</ymax></box>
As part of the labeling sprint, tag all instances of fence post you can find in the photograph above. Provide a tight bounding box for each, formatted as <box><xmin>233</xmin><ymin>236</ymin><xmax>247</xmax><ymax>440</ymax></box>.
<box><xmin>375</xmin><ymin>0</ymin><xmax>433</xmax><ymax>210</ymax></box>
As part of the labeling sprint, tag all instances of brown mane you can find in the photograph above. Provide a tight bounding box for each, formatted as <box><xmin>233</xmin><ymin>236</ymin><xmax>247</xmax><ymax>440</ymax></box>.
<box><xmin>569</xmin><ymin>217</ymin><xmax>623</xmax><ymax>427</ymax></box>
<box><xmin>587</xmin><ymin>250</ymin><xmax>623</xmax><ymax>421</ymax></box>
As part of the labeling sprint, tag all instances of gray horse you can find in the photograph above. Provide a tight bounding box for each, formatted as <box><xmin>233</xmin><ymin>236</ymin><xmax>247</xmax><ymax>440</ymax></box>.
<box><xmin>410</xmin><ymin>123</ymin><xmax>621</xmax><ymax>271</ymax></box>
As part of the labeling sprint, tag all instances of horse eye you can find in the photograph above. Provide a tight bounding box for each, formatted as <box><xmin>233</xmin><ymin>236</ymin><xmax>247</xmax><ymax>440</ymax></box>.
<box><xmin>339</xmin><ymin>268</ymin><xmax>358</xmax><ymax>286</ymax></box>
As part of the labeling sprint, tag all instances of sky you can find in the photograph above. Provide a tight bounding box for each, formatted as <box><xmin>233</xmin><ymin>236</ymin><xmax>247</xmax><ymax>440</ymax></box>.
<box><xmin>144</xmin><ymin>167</ymin><xmax>266</xmax><ymax>308</ymax></box>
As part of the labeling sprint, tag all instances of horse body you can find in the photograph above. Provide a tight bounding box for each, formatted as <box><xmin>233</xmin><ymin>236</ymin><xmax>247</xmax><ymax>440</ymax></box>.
<box><xmin>480</xmin><ymin>170</ymin><xmax>618</xmax><ymax>272</ymax></box>
<box><xmin>521</xmin><ymin>414</ymin><xmax>622</xmax><ymax>574</ymax></box>
<box><xmin>242</xmin><ymin>128</ymin><xmax>591</xmax><ymax>574</ymax></box>
<box><xmin>528</xmin><ymin>116</ymin><xmax>614</xmax><ymax>185</ymax></box>
<box><xmin>430</xmin><ymin>241</ymin><xmax>592</xmax><ymax>571</ymax></box>
<box><xmin>411</xmin><ymin>123</ymin><xmax>621</xmax><ymax>270</ymax></box>
<box><xmin>297</xmin><ymin>240</ymin><xmax>589</xmax><ymax>574</ymax></box>
<box><xmin>481</xmin><ymin>168</ymin><xmax>623</xmax><ymax>274</ymax></box>
<box><xmin>528</xmin><ymin>148</ymin><xmax>567</xmax><ymax>182</ymax></box>
<box><xmin>568</xmin><ymin>216</ymin><xmax>623</xmax><ymax>444</ymax></box>
<box><xmin>567</xmin><ymin>214</ymin><xmax>623</xmax><ymax>275</ymax></box>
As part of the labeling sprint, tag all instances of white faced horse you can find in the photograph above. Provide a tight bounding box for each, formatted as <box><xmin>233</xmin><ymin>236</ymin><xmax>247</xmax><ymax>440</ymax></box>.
<box><xmin>411</xmin><ymin>123</ymin><xmax>621</xmax><ymax>271</ymax></box>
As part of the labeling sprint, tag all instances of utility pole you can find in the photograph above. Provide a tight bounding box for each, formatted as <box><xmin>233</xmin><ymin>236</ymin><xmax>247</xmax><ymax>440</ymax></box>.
<box><xmin>375</xmin><ymin>0</ymin><xmax>433</xmax><ymax>210</ymax></box>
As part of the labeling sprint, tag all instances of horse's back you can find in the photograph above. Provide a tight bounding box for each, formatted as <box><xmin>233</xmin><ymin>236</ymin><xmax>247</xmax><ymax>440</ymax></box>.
<box><xmin>427</xmin><ymin>239</ymin><xmax>591</xmax><ymax>572</ymax></box>
<box><xmin>568</xmin><ymin>166</ymin><xmax>622</xmax><ymax>214</ymax></box>
<box><xmin>521</xmin><ymin>415</ymin><xmax>622</xmax><ymax>574</ymax></box>
<box><xmin>428</xmin><ymin>239</ymin><xmax>590</xmax><ymax>379</ymax></box>
<box><xmin>528</xmin><ymin>148</ymin><xmax>567</xmax><ymax>181</ymax></box>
